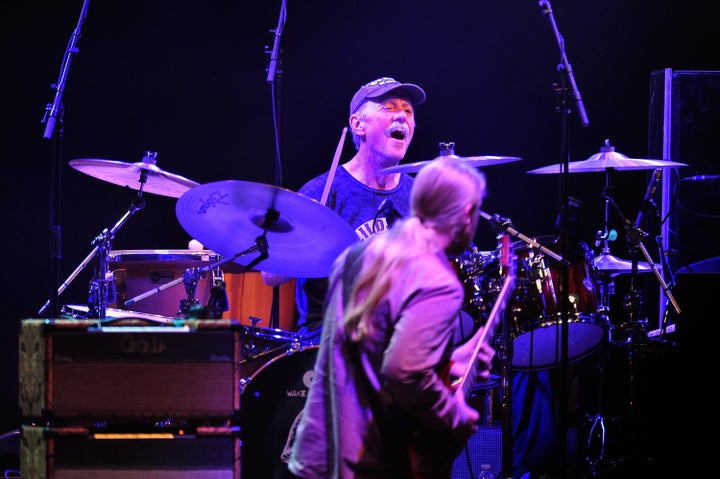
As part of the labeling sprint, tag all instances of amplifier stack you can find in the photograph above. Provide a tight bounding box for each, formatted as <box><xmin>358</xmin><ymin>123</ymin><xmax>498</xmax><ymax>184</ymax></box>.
<box><xmin>18</xmin><ymin>318</ymin><xmax>243</xmax><ymax>479</ymax></box>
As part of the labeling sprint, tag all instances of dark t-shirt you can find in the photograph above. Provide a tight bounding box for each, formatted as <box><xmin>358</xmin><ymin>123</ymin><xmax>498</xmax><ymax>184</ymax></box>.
<box><xmin>294</xmin><ymin>166</ymin><xmax>414</xmax><ymax>333</ymax></box>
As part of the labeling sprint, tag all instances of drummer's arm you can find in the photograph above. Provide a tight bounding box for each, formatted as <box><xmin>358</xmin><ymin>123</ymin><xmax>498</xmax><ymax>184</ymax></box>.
<box><xmin>261</xmin><ymin>271</ymin><xmax>293</xmax><ymax>286</ymax></box>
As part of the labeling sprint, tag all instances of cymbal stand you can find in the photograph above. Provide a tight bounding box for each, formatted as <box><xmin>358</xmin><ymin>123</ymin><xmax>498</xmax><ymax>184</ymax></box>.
<box><xmin>593</xmin><ymin>168</ymin><xmax>619</xmax><ymax>336</ymax></box>
<box><xmin>38</xmin><ymin>177</ymin><xmax>147</xmax><ymax>319</ymax></box>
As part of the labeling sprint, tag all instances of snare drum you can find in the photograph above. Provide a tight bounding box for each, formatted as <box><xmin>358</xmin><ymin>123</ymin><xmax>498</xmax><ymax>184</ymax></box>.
<box><xmin>108</xmin><ymin>249</ymin><xmax>220</xmax><ymax>317</ymax></box>
<box><xmin>108</xmin><ymin>249</ymin><xmax>297</xmax><ymax>328</ymax></box>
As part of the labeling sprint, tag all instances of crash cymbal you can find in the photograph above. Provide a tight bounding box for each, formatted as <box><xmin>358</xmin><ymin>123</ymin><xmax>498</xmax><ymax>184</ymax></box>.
<box><xmin>527</xmin><ymin>142</ymin><xmax>687</xmax><ymax>174</ymax></box>
<box><xmin>176</xmin><ymin>180</ymin><xmax>357</xmax><ymax>278</ymax></box>
<box><xmin>70</xmin><ymin>155</ymin><xmax>200</xmax><ymax>198</ymax></box>
<box><xmin>594</xmin><ymin>252</ymin><xmax>652</xmax><ymax>275</ymax></box>
<box><xmin>380</xmin><ymin>154</ymin><xmax>522</xmax><ymax>174</ymax></box>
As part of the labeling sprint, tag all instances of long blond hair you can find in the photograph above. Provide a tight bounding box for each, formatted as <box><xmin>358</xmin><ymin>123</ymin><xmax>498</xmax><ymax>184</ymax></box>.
<box><xmin>344</xmin><ymin>156</ymin><xmax>486</xmax><ymax>341</ymax></box>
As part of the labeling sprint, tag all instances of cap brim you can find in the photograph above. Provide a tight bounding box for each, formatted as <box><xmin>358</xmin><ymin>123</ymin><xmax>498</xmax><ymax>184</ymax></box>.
<box><xmin>376</xmin><ymin>83</ymin><xmax>426</xmax><ymax>106</ymax></box>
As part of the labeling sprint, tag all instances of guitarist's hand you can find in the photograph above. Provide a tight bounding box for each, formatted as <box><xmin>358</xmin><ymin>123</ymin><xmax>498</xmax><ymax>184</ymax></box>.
<box><xmin>455</xmin><ymin>385</ymin><xmax>480</xmax><ymax>435</ymax></box>
<box><xmin>449</xmin><ymin>326</ymin><xmax>496</xmax><ymax>386</ymax></box>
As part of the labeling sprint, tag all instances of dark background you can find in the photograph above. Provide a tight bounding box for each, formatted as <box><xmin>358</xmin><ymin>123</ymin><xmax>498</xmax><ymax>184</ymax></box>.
<box><xmin>2</xmin><ymin>0</ymin><xmax>717</xmax><ymax>436</ymax></box>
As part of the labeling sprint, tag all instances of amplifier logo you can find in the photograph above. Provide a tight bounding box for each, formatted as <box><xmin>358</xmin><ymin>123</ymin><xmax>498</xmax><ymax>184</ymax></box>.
<box><xmin>120</xmin><ymin>334</ymin><xmax>168</xmax><ymax>354</ymax></box>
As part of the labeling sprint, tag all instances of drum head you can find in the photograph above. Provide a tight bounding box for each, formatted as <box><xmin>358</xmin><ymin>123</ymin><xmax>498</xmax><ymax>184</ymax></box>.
<box><xmin>511</xmin><ymin>317</ymin><xmax>606</xmax><ymax>370</ymax></box>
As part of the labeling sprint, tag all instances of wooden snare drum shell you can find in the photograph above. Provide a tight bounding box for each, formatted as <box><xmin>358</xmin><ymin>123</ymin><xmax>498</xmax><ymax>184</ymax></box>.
<box><xmin>108</xmin><ymin>249</ymin><xmax>297</xmax><ymax>330</ymax></box>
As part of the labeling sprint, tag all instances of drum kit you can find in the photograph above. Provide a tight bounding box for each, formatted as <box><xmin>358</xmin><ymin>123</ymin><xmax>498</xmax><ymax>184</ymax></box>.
<box><xmin>459</xmin><ymin>140</ymin><xmax>686</xmax><ymax>477</ymax></box>
<box><xmin>43</xmin><ymin>141</ymin><xmax>686</xmax><ymax>477</ymax></box>
<box><xmin>43</xmin><ymin>151</ymin><xmax>357</xmax><ymax>323</ymax></box>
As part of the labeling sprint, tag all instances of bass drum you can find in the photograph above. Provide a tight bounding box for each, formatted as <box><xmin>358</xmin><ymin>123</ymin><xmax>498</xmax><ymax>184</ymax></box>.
<box><xmin>238</xmin><ymin>325</ymin><xmax>303</xmax><ymax>379</ymax></box>
<box><xmin>240</xmin><ymin>346</ymin><xmax>318</xmax><ymax>479</ymax></box>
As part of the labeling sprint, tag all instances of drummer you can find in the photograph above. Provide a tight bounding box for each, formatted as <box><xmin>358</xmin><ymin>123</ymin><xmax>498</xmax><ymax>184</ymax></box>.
<box><xmin>262</xmin><ymin>76</ymin><xmax>425</xmax><ymax>338</ymax></box>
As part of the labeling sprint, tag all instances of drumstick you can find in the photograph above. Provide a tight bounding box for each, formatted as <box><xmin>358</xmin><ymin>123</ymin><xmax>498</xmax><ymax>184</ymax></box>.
<box><xmin>320</xmin><ymin>127</ymin><xmax>348</xmax><ymax>206</ymax></box>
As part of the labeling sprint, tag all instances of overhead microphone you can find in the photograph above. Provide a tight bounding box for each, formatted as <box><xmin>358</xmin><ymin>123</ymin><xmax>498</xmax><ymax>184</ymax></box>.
<box><xmin>266</xmin><ymin>0</ymin><xmax>287</xmax><ymax>83</ymax></box>
<box><xmin>375</xmin><ymin>199</ymin><xmax>402</xmax><ymax>229</ymax></box>
<box><xmin>634</xmin><ymin>168</ymin><xmax>662</xmax><ymax>228</ymax></box>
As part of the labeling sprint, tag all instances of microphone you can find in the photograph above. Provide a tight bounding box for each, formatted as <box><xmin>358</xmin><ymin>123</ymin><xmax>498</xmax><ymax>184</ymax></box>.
<box><xmin>680</xmin><ymin>174</ymin><xmax>720</xmax><ymax>182</ymax></box>
<box><xmin>266</xmin><ymin>0</ymin><xmax>287</xmax><ymax>83</ymax></box>
<box><xmin>376</xmin><ymin>199</ymin><xmax>402</xmax><ymax>228</ymax></box>
<box><xmin>538</xmin><ymin>0</ymin><xmax>551</xmax><ymax>16</ymax></box>
<box><xmin>537</xmin><ymin>0</ymin><xmax>589</xmax><ymax>127</ymax></box>
<box><xmin>634</xmin><ymin>168</ymin><xmax>662</xmax><ymax>228</ymax></box>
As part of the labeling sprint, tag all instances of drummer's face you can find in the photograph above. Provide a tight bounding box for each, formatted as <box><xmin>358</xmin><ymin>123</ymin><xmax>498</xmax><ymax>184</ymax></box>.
<box><xmin>357</xmin><ymin>94</ymin><xmax>416</xmax><ymax>163</ymax></box>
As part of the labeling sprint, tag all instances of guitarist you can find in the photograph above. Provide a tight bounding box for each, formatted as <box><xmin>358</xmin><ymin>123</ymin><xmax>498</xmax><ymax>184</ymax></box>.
<box><xmin>288</xmin><ymin>156</ymin><xmax>498</xmax><ymax>479</ymax></box>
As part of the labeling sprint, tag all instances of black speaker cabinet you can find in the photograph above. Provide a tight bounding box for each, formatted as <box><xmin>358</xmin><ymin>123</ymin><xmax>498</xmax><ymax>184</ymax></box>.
<box><xmin>648</xmin><ymin>69</ymin><xmax>720</xmax><ymax>324</ymax></box>
<box><xmin>451</xmin><ymin>425</ymin><xmax>503</xmax><ymax>479</ymax></box>
<box><xmin>20</xmin><ymin>425</ymin><xmax>239</xmax><ymax>479</ymax></box>
<box><xmin>19</xmin><ymin>319</ymin><xmax>241</xmax><ymax>423</ymax></box>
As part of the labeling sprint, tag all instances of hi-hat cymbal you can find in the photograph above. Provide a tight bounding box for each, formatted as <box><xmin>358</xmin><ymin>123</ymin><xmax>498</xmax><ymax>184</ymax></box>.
<box><xmin>176</xmin><ymin>180</ymin><xmax>357</xmax><ymax>278</ymax></box>
<box><xmin>380</xmin><ymin>154</ymin><xmax>522</xmax><ymax>174</ymax></box>
<box><xmin>70</xmin><ymin>156</ymin><xmax>200</xmax><ymax>198</ymax></box>
<box><xmin>594</xmin><ymin>252</ymin><xmax>652</xmax><ymax>275</ymax></box>
<box><xmin>527</xmin><ymin>142</ymin><xmax>687</xmax><ymax>174</ymax></box>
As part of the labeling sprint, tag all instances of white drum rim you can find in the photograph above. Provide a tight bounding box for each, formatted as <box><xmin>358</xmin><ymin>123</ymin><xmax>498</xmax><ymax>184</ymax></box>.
<box><xmin>62</xmin><ymin>303</ymin><xmax>176</xmax><ymax>324</ymax></box>
<box><xmin>108</xmin><ymin>249</ymin><xmax>221</xmax><ymax>262</ymax></box>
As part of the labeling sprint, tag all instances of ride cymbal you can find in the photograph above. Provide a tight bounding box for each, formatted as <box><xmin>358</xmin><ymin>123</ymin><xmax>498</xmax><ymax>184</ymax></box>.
<box><xmin>70</xmin><ymin>154</ymin><xmax>199</xmax><ymax>198</ymax></box>
<box><xmin>380</xmin><ymin>154</ymin><xmax>522</xmax><ymax>174</ymax></box>
<box><xmin>175</xmin><ymin>180</ymin><xmax>357</xmax><ymax>278</ymax></box>
<box><xmin>527</xmin><ymin>141</ymin><xmax>687</xmax><ymax>174</ymax></box>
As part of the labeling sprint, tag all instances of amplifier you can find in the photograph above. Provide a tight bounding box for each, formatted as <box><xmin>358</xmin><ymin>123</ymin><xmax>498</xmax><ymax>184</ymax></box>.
<box><xmin>20</xmin><ymin>425</ymin><xmax>239</xmax><ymax>479</ymax></box>
<box><xmin>19</xmin><ymin>319</ymin><xmax>241</xmax><ymax>422</ymax></box>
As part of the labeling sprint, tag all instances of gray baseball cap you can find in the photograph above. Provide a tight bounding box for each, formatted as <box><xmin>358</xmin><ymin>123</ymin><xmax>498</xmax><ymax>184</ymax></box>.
<box><xmin>349</xmin><ymin>77</ymin><xmax>426</xmax><ymax>115</ymax></box>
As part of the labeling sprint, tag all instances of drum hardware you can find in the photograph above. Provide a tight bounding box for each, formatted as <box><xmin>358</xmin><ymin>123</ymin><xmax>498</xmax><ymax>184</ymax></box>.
<box><xmin>205</xmin><ymin>267</ymin><xmax>229</xmax><ymax>318</ymax></box>
<box><xmin>589</xmin><ymin>164</ymin><xmax>682</xmax><ymax>345</ymax></box>
<box><xmin>238</xmin><ymin>328</ymin><xmax>305</xmax><ymax>391</ymax></box>
<box><xmin>480</xmin><ymin>210</ymin><xmax>566</xmax><ymax>266</ymax></box>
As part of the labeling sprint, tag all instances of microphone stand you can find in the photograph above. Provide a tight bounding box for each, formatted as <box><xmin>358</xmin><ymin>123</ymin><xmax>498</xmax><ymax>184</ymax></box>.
<box><xmin>622</xmin><ymin>170</ymin><xmax>681</xmax><ymax>342</ymax></box>
<box><xmin>40</xmin><ymin>0</ymin><xmax>91</xmax><ymax>319</ymax></box>
<box><xmin>266</xmin><ymin>0</ymin><xmax>287</xmax><ymax>329</ymax></box>
<box><xmin>481</xmin><ymin>211</ymin><xmax>569</xmax><ymax>479</ymax></box>
<box><xmin>537</xmin><ymin>2</ymin><xmax>590</xmax><ymax>477</ymax></box>
<box><xmin>38</xmin><ymin>172</ymin><xmax>147</xmax><ymax>319</ymax></box>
